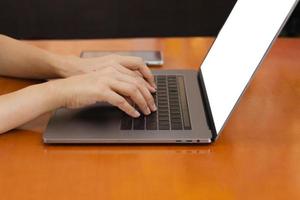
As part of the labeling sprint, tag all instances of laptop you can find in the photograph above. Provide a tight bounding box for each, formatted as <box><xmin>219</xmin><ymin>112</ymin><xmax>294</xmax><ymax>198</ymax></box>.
<box><xmin>44</xmin><ymin>0</ymin><xmax>299</xmax><ymax>144</ymax></box>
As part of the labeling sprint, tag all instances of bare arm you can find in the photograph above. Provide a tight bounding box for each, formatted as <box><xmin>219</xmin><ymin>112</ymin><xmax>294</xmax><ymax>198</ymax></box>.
<box><xmin>0</xmin><ymin>83</ymin><xmax>62</xmax><ymax>133</ymax></box>
<box><xmin>0</xmin><ymin>66</ymin><xmax>157</xmax><ymax>134</ymax></box>
<box><xmin>0</xmin><ymin>34</ymin><xmax>64</xmax><ymax>79</ymax></box>
<box><xmin>0</xmin><ymin>34</ymin><xmax>156</xmax><ymax>87</ymax></box>
<box><xmin>0</xmin><ymin>35</ymin><xmax>157</xmax><ymax>134</ymax></box>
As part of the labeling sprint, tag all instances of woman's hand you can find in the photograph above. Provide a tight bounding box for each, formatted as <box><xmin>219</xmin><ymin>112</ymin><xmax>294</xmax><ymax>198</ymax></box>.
<box><xmin>50</xmin><ymin>65</ymin><xmax>157</xmax><ymax>117</ymax></box>
<box><xmin>57</xmin><ymin>54</ymin><xmax>156</xmax><ymax>89</ymax></box>
<box><xmin>0</xmin><ymin>59</ymin><xmax>157</xmax><ymax>134</ymax></box>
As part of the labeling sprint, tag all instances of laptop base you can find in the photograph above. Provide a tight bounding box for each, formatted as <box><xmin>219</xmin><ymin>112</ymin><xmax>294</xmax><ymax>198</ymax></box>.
<box><xmin>44</xmin><ymin>70</ymin><xmax>213</xmax><ymax>144</ymax></box>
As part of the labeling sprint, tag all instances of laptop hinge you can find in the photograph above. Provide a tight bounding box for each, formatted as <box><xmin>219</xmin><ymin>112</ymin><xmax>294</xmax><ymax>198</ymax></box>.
<box><xmin>197</xmin><ymin>70</ymin><xmax>218</xmax><ymax>141</ymax></box>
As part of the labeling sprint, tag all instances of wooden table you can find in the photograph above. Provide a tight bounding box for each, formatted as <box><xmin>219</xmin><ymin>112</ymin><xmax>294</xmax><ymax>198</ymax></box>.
<box><xmin>0</xmin><ymin>37</ymin><xmax>299</xmax><ymax>200</ymax></box>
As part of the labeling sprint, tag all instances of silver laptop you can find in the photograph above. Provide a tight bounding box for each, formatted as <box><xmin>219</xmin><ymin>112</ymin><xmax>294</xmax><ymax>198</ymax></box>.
<box><xmin>44</xmin><ymin>0</ymin><xmax>299</xmax><ymax>144</ymax></box>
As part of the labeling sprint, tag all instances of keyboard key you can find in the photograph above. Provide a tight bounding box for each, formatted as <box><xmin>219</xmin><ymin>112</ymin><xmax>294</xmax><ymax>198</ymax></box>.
<box><xmin>159</xmin><ymin>125</ymin><xmax>170</xmax><ymax>130</ymax></box>
<box><xmin>133</xmin><ymin>115</ymin><xmax>145</xmax><ymax>130</ymax></box>
<box><xmin>121</xmin><ymin>114</ymin><xmax>132</xmax><ymax>130</ymax></box>
<box><xmin>171</xmin><ymin>124</ymin><xmax>183</xmax><ymax>130</ymax></box>
<box><xmin>146</xmin><ymin>112</ymin><xmax>157</xmax><ymax>130</ymax></box>
<box><xmin>158</xmin><ymin>116</ymin><xmax>169</xmax><ymax>120</ymax></box>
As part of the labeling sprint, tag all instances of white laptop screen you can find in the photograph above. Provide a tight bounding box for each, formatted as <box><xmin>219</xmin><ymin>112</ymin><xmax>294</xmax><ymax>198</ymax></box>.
<box><xmin>200</xmin><ymin>0</ymin><xmax>298</xmax><ymax>134</ymax></box>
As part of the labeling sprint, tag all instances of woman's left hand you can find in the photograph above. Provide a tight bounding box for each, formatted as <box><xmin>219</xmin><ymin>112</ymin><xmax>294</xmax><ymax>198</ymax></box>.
<box><xmin>57</xmin><ymin>54</ymin><xmax>156</xmax><ymax>89</ymax></box>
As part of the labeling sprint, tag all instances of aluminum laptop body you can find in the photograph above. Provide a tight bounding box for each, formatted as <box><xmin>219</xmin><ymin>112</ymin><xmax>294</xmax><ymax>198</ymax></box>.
<box><xmin>44</xmin><ymin>0</ymin><xmax>299</xmax><ymax>144</ymax></box>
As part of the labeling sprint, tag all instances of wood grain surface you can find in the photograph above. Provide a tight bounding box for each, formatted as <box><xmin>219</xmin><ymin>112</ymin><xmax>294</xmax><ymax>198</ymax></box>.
<box><xmin>0</xmin><ymin>37</ymin><xmax>299</xmax><ymax>200</ymax></box>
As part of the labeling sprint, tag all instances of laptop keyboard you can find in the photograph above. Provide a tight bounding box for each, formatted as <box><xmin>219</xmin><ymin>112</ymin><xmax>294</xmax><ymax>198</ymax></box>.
<box><xmin>121</xmin><ymin>75</ymin><xmax>191</xmax><ymax>130</ymax></box>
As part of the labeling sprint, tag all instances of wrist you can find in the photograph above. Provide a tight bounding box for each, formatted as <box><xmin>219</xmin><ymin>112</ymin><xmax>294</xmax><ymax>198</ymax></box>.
<box><xmin>50</xmin><ymin>54</ymin><xmax>84</xmax><ymax>78</ymax></box>
<box><xmin>34</xmin><ymin>81</ymin><xmax>67</xmax><ymax>110</ymax></box>
<box><xmin>46</xmin><ymin>53</ymin><xmax>70</xmax><ymax>78</ymax></box>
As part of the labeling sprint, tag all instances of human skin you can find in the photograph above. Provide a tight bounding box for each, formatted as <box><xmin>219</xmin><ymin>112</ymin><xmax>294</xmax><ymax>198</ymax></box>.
<box><xmin>0</xmin><ymin>35</ymin><xmax>157</xmax><ymax>134</ymax></box>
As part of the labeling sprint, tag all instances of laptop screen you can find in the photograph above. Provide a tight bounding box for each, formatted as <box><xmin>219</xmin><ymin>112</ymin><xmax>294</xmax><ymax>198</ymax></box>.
<box><xmin>200</xmin><ymin>0</ymin><xmax>298</xmax><ymax>134</ymax></box>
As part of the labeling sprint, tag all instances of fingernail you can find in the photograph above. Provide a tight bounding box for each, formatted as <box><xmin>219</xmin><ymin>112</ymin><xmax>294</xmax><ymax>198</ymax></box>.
<box><xmin>150</xmin><ymin>86</ymin><xmax>156</xmax><ymax>93</ymax></box>
<box><xmin>133</xmin><ymin>110</ymin><xmax>140</xmax><ymax>118</ymax></box>
<box><xmin>153</xmin><ymin>83</ymin><xmax>157</xmax><ymax>89</ymax></box>
<box><xmin>145</xmin><ymin>107</ymin><xmax>151</xmax><ymax>115</ymax></box>
<box><xmin>151</xmin><ymin>104</ymin><xmax>157</xmax><ymax>111</ymax></box>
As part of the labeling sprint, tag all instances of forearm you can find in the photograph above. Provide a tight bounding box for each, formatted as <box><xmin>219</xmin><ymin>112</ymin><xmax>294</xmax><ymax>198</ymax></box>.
<box><xmin>0</xmin><ymin>82</ymin><xmax>63</xmax><ymax>134</ymax></box>
<box><xmin>0</xmin><ymin>34</ymin><xmax>67</xmax><ymax>79</ymax></box>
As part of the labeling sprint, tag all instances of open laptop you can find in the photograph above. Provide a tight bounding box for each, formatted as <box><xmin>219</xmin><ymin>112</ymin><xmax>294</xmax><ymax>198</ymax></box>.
<box><xmin>44</xmin><ymin>0</ymin><xmax>299</xmax><ymax>144</ymax></box>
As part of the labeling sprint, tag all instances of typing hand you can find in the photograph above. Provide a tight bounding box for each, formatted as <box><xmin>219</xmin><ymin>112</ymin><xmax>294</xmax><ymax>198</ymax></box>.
<box><xmin>58</xmin><ymin>54</ymin><xmax>156</xmax><ymax>89</ymax></box>
<box><xmin>49</xmin><ymin>65</ymin><xmax>157</xmax><ymax>117</ymax></box>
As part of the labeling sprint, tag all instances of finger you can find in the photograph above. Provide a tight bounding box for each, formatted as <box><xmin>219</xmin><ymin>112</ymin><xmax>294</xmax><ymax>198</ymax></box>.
<box><xmin>116</xmin><ymin>74</ymin><xmax>157</xmax><ymax>112</ymax></box>
<box><xmin>133</xmin><ymin>70</ymin><xmax>156</xmax><ymax>93</ymax></box>
<box><xmin>117</xmin><ymin>56</ymin><xmax>156</xmax><ymax>88</ymax></box>
<box><xmin>135</xmin><ymin>70</ymin><xmax>143</xmax><ymax>77</ymax></box>
<box><xmin>125</xmin><ymin>97</ymin><xmax>134</xmax><ymax>106</ymax></box>
<box><xmin>113</xmin><ymin>63</ymin><xmax>142</xmax><ymax>77</ymax></box>
<box><xmin>113</xmin><ymin>64</ymin><xmax>156</xmax><ymax>93</ymax></box>
<box><xmin>144</xmin><ymin>79</ymin><xmax>156</xmax><ymax>93</ymax></box>
<box><xmin>110</xmin><ymin>80</ymin><xmax>151</xmax><ymax>115</ymax></box>
<box><xmin>105</xmin><ymin>90</ymin><xmax>140</xmax><ymax>118</ymax></box>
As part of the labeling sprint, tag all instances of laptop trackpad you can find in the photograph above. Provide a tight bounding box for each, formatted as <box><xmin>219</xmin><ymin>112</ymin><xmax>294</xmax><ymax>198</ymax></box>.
<box><xmin>50</xmin><ymin>103</ymin><xmax>123</xmax><ymax>132</ymax></box>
